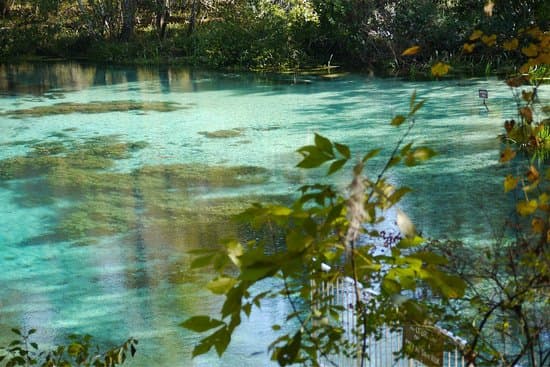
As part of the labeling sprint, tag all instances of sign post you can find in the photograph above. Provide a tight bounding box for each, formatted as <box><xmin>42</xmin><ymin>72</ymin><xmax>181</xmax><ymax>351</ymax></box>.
<box><xmin>479</xmin><ymin>89</ymin><xmax>489</xmax><ymax>111</ymax></box>
<box><xmin>403</xmin><ymin>325</ymin><xmax>456</xmax><ymax>367</ymax></box>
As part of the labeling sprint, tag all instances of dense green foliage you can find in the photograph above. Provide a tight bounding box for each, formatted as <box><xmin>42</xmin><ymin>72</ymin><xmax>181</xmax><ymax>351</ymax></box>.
<box><xmin>0</xmin><ymin>329</ymin><xmax>137</xmax><ymax>367</ymax></box>
<box><xmin>0</xmin><ymin>0</ymin><xmax>548</xmax><ymax>72</ymax></box>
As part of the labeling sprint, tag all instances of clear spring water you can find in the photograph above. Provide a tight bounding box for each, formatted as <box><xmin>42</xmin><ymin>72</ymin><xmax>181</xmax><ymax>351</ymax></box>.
<box><xmin>0</xmin><ymin>62</ymin><xmax>544</xmax><ymax>366</ymax></box>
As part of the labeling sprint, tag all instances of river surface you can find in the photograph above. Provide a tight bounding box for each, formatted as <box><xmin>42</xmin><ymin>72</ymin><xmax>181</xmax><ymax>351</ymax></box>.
<box><xmin>0</xmin><ymin>62</ymin><xmax>544</xmax><ymax>366</ymax></box>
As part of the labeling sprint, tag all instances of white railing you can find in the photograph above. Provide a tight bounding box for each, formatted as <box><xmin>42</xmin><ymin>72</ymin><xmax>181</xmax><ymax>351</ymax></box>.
<box><xmin>311</xmin><ymin>264</ymin><xmax>466</xmax><ymax>367</ymax></box>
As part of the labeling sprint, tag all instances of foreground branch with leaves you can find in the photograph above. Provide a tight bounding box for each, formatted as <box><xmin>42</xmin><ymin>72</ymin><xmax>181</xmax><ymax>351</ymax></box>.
<box><xmin>182</xmin><ymin>93</ymin><xmax>467</xmax><ymax>366</ymax></box>
<box><xmin>0</xmin><ymin>328</ymin><xmax>137</xmax><ymax>367</ymax></box>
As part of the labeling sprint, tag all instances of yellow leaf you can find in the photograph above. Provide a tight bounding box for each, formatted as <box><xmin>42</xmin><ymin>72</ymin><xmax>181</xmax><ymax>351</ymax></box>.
<box><xmin>522</xmin><ymin>43</ymin><xmax>539</xmax><ymax>57</ymax></box>
<box><xmin>469</xmin><ymin>30</ymin><xmax>483</xmax><ymax>41</ymax></box>
<box><xmin>520</xmin><ymin>107</ymin><xmax>533</xmax><ymax>123</ymax></box>
<box><xmin>503</xmin><ymin>38</ymin><xmax>519</xmax><ymax>51</ymax></box>
<box><xmin>504</xmin><ymin>175</ymin><xmax>519</xmax><ymax>193</ymax></box>
<box><xmin>506</xmin><ymin>76</ymin><xmax>528</xmax><ymax>88</ymax></box>
<box><xmin>499</xmin><ymin>147</ymin><xmax>516</xmax><ymax>163</ymax></box>
<box><xmin>519</xmin><ymin>59</ymin><xmax>536</xmax><ymax>74</ymax></box>
<box><xmin>522</xmin><ymin>90</ymin><xmax>534</xmax><ymax>102</ymax></box>
<box><xmin>532</xmin><ymin>217</ymin><xmax>544</xmax><ymax>233</ymax></box>
<box><xmin>402</xmin><ymin>46</ymin><xmax>421</xmax><ymax>56</ymax></box>
<box><xmin>526</xmin><ymin>165</ymin><xmax>540</xmax><ymax>182</ymax></box>
<box><xmin>481</xmin><ymin>34</ymin><xmax>497</xmax><ymax>47</ymax></box>
<box><xmin>539</xmin><ymin>193</ymin><xmax>550</xmax><ymax>205</ymax></box>
<box><xmin>463</xmin><ymin>43</ymin><xmax>475</xmax><ymax>53</ymax></box>
<box><xmin>517</xmin><ymin>200</ymin><xmax>538</xmax><ymax>216</ymax></box>
<box><xmin>522</xmin><ymin>180</ymin><xmax>539</xmax><ymax>193</ymax></box>
<box><xmin>391</xmin><ymin>115</ymin><xmax>406</xmax><ymax>126</ymax></box>
<box><xmin>207</xmin><ymin>277</ymin><xmax>237</xmax><ymax>295</ymax></box>
<box><xmin>484</xmin><ymin>0</ymin><xmax>494</xmax><ymax>16</ymax></box>
<box><xmin>526</xmin><ymin>27</ymin><xmax>543</xmax><ymax>39</ymax></box>
<box><xmin>431</xmin><ymin>62</ymin><xmax>450</xmax><ymax>77</ymax></box>
<box><xmin>535</xmin><ymin>52</ymin><xmax>550</xmax><ymax>65</ymax></box>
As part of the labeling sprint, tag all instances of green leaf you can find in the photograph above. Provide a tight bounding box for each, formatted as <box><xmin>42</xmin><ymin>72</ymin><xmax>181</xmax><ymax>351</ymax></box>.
<box><xmin>410</xmin><ymin>90</ymin><xmax>417</xmax><ymax>110</ymax></box>
<box><xmin>213</xmin><ymin>327</ymin><xmax>231</xmax><ymax>356</ymax></box>
<box><xmin>387</xmin><ymin>187</ymin><xmax>412</xmax><ymax>205</ymax></box>
<box><xmin>286</xmin><ymin>231</ymin><xmax>313</xmax><ymax>252</ymax></box>
<box><xmin>334</xmin><ymin>142</ymin><xmax>350</xmax><ymax>159</ymax></box>
<box><xmin>396</xmin><ymin>236</ymin><xmax>424</xmax><ymax>248</ymax></box>
<box><xmin>191</xmin><ymin>255</ymin><xmax>213</xmax><ymax>269</ymax></box>
<box><xmin>387</xmin><ymin>268</ymin><xmax>417</xmax><ymax>289</ymax></box>
<box><xmin>410</xmin><ymin>99</ymin><xmax>425</xmax><ymax>115</ymax></box>
<box><xmin>276</xmin><ymin>330</ymin><xmax>302</xmax><ymax>365</ymax></box>
<box><xmin>326</xmin><ymin>203</ymin><xmax>344</xmax><ymax>224</ymax></box>
<box><xmin>391</xmin><ymin>115</ymin><xmax>406</xmax><ymax>126</ymax></box>
<box><xmin>328</xmin><ymin>159</ymin><xmax>347</xmax><ymax>175</ymax></box>
<box><xmin>400</xmin><ymin>142</ymin><xmax>413</xmax><ymax>156</ymax></box>
<box><xmin>381</xmin><ymin>278</ymin><xmax>401</xmax><ymax>294</ymax></box>
<box><xmin>67</xmin><ymin>342</ymin><xmax>84</xmax><ymax>356</ymax></box>
<box><xmin>517</xmin><ymin>200</ymin><xmax>538</xmax><ymax>216</ymax></box>
<box><xmin>221</xmin><ymin>286</ymin><xmax>244</xmax><ymax>318</ymax></box>
<box><xmin>269</xmin><ymin>206</ymin><xmax>292</xmax><ymax>217</ymax></box>
<box><xmin>409</xmin><ymin>251</ymin><xmax>448</xmax><ymax>265</ymax></box>
<box><xmin>314</xmin><ymin>133</ymin><xmax>333</xmax><ymax>155</ymax></box>
<box><xmin>180</xmin><ymin>316</ymin><xmax>225</xmax><ymax>332</ymax></box>
<box><xmin>405</xmin><ymin>147</ymin><xmax>437</xmax><ymax>166</ymax></box>
<box><xmin>387</xmin><ymin>156</ymin><xmax>401</xmax><ymax>168</ymax></box>
<box><xmin>243</xmin><ymin>303</ymin><xmax>252</xmax><ymax>317</ymax></box>
<box><xmin>192</xmin><ymin>338</ymin><xmax>214</xmax><ymax>357</ymax></box>
<box><xmin>296</xmin><ymin>147</ymin><xmax>333</xmax><ymax>168</ymax></box>
<box><xmin>207</xmin><ymin>277</ymin><xmax>237</xmax><ymax>295</ymax></box>
<box><xmin>240</xmin><ymin>265</ymin><xmax>277</xmax><ymax>281</ymax></box>
<box><xmin>362</xmin><ymin>148</ymin><xmax>381</xmax><ymax>163</ymax></box>
<box><xmin>226</xmin><ymin>240</ymin><xmax>243</xmax><ymax>267</ymax></box>
<box><xmin>425</xmin><ymin>270</ymin><xmax>466</xmax><ymax>299</ymax></box>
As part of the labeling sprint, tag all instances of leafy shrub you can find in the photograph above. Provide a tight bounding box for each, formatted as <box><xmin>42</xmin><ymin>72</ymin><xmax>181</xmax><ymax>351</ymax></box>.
<box><xmin>0</xmin><ymin>329</ymin><xmax>136</xmax><ymax>367</ymax></box>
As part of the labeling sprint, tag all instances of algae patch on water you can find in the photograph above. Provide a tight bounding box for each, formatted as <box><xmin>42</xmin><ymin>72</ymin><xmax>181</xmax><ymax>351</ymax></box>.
<box><xmin>0</xmin><ymin>136</ymin><xmax>148</xmax><ymax>180</ymax></box>
<box><xmin>0</xmin><ymin>135</ymin><xmax>275</xmax><ymax>245</ymax></box>
<box><xmin>2</xmin><ymin>100</ymin><xmax>188</xmax><ymax>118</ymax></box>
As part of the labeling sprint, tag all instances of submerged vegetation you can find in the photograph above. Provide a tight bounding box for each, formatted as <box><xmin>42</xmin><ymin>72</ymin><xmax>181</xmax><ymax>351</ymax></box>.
<box><xmin>2</xmin><ymin>100</ymin><xmax>187</xmax><ymax>118</ymax></box>
<box><xmin>198</xmin><ymin>128</ymin><xmax>244</xmax><ymax>139</ymax></box>
<box><xmin>0</xmin><ymin>135</ymin><xmax>275</xmax><ymax>246</ymax></box>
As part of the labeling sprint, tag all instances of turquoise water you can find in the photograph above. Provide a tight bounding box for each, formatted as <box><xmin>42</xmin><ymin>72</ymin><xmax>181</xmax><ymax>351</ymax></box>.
<box><xmin>0</xmin><ymin>63</ymin><xmax>545</xmax><ymax>366</ymax></box>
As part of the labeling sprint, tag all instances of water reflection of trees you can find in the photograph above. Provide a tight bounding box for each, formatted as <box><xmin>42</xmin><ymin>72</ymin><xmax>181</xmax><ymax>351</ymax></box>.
<box><xmin>0</xmin><ymin>62</ymin><xmax>198</xmax><ymax>96</ymax></box>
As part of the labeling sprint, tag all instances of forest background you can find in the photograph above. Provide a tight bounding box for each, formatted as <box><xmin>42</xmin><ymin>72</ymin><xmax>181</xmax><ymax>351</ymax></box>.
<box><xmin>0</xmin><ymin>0</ymin><xmax>548</xmax><ymax>74</ymax></box>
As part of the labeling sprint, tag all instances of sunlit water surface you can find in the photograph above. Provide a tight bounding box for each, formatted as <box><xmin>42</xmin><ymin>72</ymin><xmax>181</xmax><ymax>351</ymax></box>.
<box><xmin>1</xmin><ymin>63</ymin><xmax>545</xmax><ymax>366</ymax></box>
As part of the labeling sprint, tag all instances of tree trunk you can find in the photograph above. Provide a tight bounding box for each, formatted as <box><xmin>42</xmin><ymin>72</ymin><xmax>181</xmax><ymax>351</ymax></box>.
<box><xmin>120</xmin><ymin>0</ymin><xmax>137</xmax><ymax>41</ymax></box>
<box><xmin>187</xmin><ymin>0</ymin><xmax>198</xmax><ymax>36</ymax></box>
<box><xmin>0</xmin><ymin>0</ymin><xmax>8</xmax><ymax>18</ymax></box>
<box><xmin>156</xmin><ymin>0</ymin><xmax>170</xmax><ymax>40</ymax></box>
